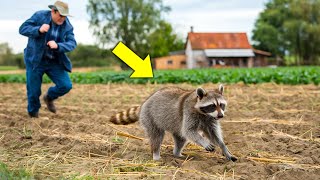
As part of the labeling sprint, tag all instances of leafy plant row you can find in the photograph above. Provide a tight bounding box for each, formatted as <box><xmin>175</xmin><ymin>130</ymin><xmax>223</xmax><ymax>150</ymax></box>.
<box><xmin>0</xmin><ymin>67</ymin><xmax>319</xmax><ymax>85</ymax></box>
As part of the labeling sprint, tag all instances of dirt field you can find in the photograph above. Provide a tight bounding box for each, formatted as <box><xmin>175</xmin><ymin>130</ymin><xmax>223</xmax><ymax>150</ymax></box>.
<box><xmin>0</xmin><ymin>83</ymin><xmax>319</xmax><ymax>179</ymax></box>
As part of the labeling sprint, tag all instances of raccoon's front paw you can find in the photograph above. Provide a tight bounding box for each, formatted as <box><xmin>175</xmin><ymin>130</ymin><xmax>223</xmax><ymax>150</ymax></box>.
<box><xmin>226</xmin><ymin>156</ymin><xmax>237</xmax><ymax>162</ymax></box>
<box><xmin>173</xmin><ymin>153</ymin><xmax>184</xmax><ymax>158</ymax></box>
<box><xmin>205</xmin><ymin>144</ymin><xmax>215</xmax><ymax>152</ymax></box>
<box><xmin>230</xmin><ymin>156</ymin><xmax>238</xmax><ymax>162</ymax></box>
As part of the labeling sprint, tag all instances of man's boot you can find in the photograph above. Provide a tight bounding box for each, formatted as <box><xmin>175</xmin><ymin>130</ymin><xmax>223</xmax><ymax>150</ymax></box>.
<box><xmin>43</xmin><ymin>94</ymin><xmax>56</xmax><ymax>113</ymax></box>
<box><xmin>28</xmin><ymin>111</ymin><xmax>39</xmax><ymax>118</ymax></box>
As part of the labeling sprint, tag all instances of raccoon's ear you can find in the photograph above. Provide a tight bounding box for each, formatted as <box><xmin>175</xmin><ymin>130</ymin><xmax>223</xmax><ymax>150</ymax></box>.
<box><xmin>196</xmin><ymin>87</ymin><xmax>207</xmax><ymax>99</ymax></box>
<box><xmin>218</xmin><ymin>84</ymin><xmax>224</xmax><ymax>95</ymax></box>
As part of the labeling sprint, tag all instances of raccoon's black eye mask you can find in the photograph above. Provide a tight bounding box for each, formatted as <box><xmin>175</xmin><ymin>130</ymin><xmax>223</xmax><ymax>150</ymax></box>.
<box><xmin>200</xmin><ymin>103</ymin><xmax>226</xmax><ymax>113</ymax></box>
<box><xmin>220</xmin><ymin>103</ymin><xmax>226</xmax><ymax>110</ymax></box>
<box><xmin>200</xmin><ymin>104</ymin><xmax>216</xmax><ymax>113</ymax></box>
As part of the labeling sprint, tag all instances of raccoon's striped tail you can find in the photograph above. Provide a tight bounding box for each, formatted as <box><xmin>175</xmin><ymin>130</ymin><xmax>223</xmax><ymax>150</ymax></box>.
<box><xmin>110</xmin><ymin>106</ymin><xmax>140</xmax><ymax>125</ymax></box>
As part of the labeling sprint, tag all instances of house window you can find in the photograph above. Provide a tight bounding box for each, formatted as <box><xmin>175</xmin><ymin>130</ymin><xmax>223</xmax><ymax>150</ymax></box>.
<box><xmin>167</xmin><ymin>60</ymin><xmax>173</xmax><ymax>65</ymax></box>
<box><xmin>180</xmin><ymin>61</ymin><xmax>186</xmax><ymax>65</ymax></box>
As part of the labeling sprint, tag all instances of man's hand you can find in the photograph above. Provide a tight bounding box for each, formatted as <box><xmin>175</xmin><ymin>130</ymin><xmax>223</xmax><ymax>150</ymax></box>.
<box><xmin>47</xmin><ymin>41</ymin><xmax>58</xmax><ymax>49</ymax></box>
<box><xmin>39</xmin><ymin>24</ymin><xmax>50</xmax><ymax>33</ymax></box>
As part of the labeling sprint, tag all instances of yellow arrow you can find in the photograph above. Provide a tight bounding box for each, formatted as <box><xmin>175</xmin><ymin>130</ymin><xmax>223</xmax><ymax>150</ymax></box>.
<box><xmin>112</xmin><ymin>42</ymin><xmax>153</xmax><ymax>78</ymax></box>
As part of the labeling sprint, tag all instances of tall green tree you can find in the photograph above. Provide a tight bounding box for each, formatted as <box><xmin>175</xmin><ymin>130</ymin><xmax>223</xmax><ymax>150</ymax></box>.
<box><xmin>87</xmin><ymin>0</ymin><xmax>183</xmax><ymax>68</ymax></box>
<box><xmin>252</xmin><ymin>0</ymin><xmax>320</xmax><ymax>65</ymax></box>
<box><xmin>148</xmin><ymin>20</ymin><xmax>184</xmax><ymax>58</ymax></box>
<box><xmin>285</xmin><ymin>0</ymin><xmax>320</xmax><ymax>65</ymax></box>
<box><xmin>252</xmin><ymin>0</ymin><xmax>292</xmax><ymax>64</ymax></box>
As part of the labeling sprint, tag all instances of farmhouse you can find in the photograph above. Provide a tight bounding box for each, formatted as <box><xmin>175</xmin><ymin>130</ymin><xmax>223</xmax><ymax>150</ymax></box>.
<box><xmin>154</xmin><ymin>31</ymin><xmax>271</xmax><ymax>70</ymax></box>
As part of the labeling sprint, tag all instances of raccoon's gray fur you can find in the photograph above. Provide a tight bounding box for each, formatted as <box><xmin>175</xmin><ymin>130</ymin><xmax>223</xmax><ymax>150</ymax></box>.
<box><xmin>110</xmin><ymin>85</ymin><xmax>237</xmax><ymax>162</ymax></box>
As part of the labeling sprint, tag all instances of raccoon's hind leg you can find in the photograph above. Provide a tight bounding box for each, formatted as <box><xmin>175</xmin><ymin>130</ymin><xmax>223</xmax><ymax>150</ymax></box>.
<box><xmin>147</xmin><ymin>127</ymin><xmax>165</xmax><ymax>160</ymax></box>
<box><xmin>173</xmin><ymin>133</ymin><xmax>187</xmax><ymax>158</ymax></box>
<box><xmin>140</xmin><ymin>111</ymin><xmax>165</xmax><ymax>160</ymax></box>
<box><xmin>142</xmin><ymin>119</ymin><xmax>165</xmax><ymax>160</ymax></box>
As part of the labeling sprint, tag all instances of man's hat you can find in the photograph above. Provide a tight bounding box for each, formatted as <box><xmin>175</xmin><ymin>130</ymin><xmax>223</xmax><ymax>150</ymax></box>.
<box><xmin>48</xmin><ymin>1</ymin><xmax>72</xmax><ymax>17</ymax></box>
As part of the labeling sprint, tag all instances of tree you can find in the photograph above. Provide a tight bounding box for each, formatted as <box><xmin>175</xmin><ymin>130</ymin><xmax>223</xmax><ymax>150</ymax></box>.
<box><xmin>286</xmin><ymin>0</ymin><xmax>320</xmax><ymax>65</ymax></box>
<box><xmin>0</xmin><ymin>43</ymin><xmax>30</xmax><ymax>68</ymax></box>
<box><xmin>148</xmin><ymin>20</ymin><xmax>184</xmax><ymax>58</ymax></box>
<box><xmin>0</xmin><ymin>43</ymin><xmax>12</xmax><ymax>56</ymax></box>
<box><xmin>87</xmin><ymin>0</ymin><xmax>169</xmax><ymax>50</ymax></box>
<box><xmin>87</xmin><ymin>0</ymin><xmax>183</xmax><ymax>68</ymax></box>
<box><xmin>252</xmin><ymin>0</ymin><xmax>291</xmax><ymax>65</ymax></box>
<box><xmin>252</xmin><ymin>0</ymin><xmax>320</xmax><ymax>65</ymax></box>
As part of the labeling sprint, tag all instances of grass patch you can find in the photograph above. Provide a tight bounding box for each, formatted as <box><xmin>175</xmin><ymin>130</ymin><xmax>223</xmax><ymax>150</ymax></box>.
<box><xmin>0</xmin><ymin>161</ymin><xmax>34</xmax><ymax>180</ymax></box>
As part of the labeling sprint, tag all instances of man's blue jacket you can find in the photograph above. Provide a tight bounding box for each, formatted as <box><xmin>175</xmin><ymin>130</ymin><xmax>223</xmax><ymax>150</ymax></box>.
<box><xmin>19</xmin><ymin>10</ymin><xmax>77</xmax><ymax>72</ymax></box>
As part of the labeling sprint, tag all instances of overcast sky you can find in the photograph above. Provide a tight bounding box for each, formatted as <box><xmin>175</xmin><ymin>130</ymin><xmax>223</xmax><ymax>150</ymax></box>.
<box><xmin>0</xmin><ymin>0</ymin><xmax>268</xmax><ymax>53</ymax></box>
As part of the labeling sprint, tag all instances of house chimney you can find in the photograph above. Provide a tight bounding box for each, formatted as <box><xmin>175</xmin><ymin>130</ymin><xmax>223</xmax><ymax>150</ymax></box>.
<box><xmin>190</xmin><ymin>26</ymin><xmax>194</xmax><ymax>33</ymax></box>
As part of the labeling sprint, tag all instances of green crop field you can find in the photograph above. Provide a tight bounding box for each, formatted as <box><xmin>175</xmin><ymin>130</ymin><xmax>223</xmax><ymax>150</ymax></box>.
<box><xmin>0</xmin><ymin>66</ymin><xmax>319</xmax><ymax>85</ymax></box>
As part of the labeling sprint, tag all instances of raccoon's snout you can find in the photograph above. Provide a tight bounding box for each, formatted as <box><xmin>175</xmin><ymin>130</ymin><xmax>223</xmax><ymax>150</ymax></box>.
<box><xmin>208</xmin><ymin>111</ymin><xmax>224</xmax><ymax>120</ymax></box>
<box><xmin>217</xmin><ymin>113</ymin><xmax>224</xmax><ymax>119</ymax></box>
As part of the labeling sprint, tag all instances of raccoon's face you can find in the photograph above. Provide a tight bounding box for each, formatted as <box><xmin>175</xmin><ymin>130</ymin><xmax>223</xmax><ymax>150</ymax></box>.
<box><xmin>194</xmin><ymin>85</ymin><xmax>227</xmax><ymax>119</ymax></box>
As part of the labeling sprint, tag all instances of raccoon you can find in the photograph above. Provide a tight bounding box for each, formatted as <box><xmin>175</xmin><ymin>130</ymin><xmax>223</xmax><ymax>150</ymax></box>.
<box><xmin>110</xmin><ymin>85</ymin><xmax>237</xmax><ymax>162</ymax></box>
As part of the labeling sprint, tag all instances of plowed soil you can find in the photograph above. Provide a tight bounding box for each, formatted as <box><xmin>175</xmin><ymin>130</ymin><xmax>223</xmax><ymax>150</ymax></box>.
<box><xmin>0</xmin><ymin>83</ymin><xmax>319</xmax><ymax>179</ymax></box>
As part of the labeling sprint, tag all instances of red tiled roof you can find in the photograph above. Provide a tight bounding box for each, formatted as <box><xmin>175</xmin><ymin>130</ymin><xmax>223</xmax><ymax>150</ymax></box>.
<box><xmin>187</xmin><ymin>32</ymin><xmax>252</xmax><ymax>49</ymax></box>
